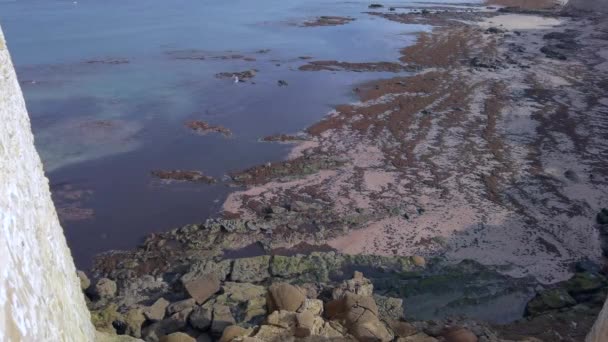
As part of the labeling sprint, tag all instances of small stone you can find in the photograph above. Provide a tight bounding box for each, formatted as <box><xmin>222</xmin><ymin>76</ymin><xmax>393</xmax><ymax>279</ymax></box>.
<box><xmin>219</xmin><ymin>325</ymin><xmax>251</xmax><ymax>342</ymax></box>
<box><xmin>145</xmin><ymin>297</ymin><xmax>170</xmax><ymax>322</ymax></box>
<box><xmin>183</xmin><ymin>274</ymin><xmax>221</xmax><ymax>304</ymax></box>
<box><xmin>94</xmin><ymin>278</ymin><xmax>117</xmax><ymax>299</ymax></box>
<box><xmin>267</xmin><ymin>283</ymin><xmax>306</xmax><ymax>312</ymax></box>
<box><xmin>412</xmin><ymin>256</ymin><xmax>426</xmax><ymax>267</ymax></box>
<box><xmin>159</xmin><ymin>332</ymin><xmax>196</xmax><ymax>342</ymax></box>
<box><xmin>77</xmin><ymin>270</ymin><xmax>90</xmax><ymax>290</ymax></box>
<box><xmin>167</xmin><ymin>298</ymin><xmax>196</xmax><ymax>316</ymax></box>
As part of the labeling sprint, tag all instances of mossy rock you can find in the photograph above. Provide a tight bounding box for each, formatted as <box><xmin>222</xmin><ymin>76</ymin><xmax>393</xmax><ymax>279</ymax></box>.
<box><xmin>564</xmin><ymin>272</ymin><xmax>606</xmax><ymax>294</ymax></box>
<box><xmin>526</xmin><ymin>288</ymin><xmax>576</xmax><ymax>315</ymax></box>
<box><xmin>91</xmin><ymin>303</ymin><xmax>123</xmax><ymax>333</ymax></box>
<box><xmin>270</xmin><ymin>255</ymin><xmax>328</xmax><ymax>282</ymax></box>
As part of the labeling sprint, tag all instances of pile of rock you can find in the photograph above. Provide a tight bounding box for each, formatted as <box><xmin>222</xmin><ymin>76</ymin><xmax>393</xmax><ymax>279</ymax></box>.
<box><xmin>85</xmin><ymin>269</ymin><xmax>490</xmax><ymax>342</ymax></box>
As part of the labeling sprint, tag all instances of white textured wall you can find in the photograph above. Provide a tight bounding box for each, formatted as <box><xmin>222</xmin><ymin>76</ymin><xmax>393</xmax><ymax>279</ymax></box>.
<box><xmin>587</xmin><ymin>297</ymin><xmax>608</xmax><ymax>342</ymax></box>
<box><xmin>0</xmin><ymin>26</ymin><xmax>95</xmax><ymax>341</ymax></box>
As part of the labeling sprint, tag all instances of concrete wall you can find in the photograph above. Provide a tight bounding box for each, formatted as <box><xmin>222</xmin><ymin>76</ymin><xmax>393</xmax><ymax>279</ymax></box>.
<box><xmin>0</xmin><ymin>26</ymin><xmax>95</xmax><ymax>341</ymax></box>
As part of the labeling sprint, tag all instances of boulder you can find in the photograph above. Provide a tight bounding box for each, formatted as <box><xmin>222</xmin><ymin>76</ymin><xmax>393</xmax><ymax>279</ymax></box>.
<box><xmin>159</xmin><ymin>332</ymin><xmax>196</xmax><ymax>342</ymax></box>
<box><xmin>167</xmin><ymin>298</ymin><xmax>196</xmax><ymax>316</ymax></box>
<box><xmin>183</xmin><ymin>274</ymin><xmax>221</xmax><ymax>304</ymax></box>
<box><xmin>95</xmin><ymin>278</ymin><xmax>117</xmax><ymax>299</ymax></box>
<box><xmin>441</xmin><ymin>327</ymin><xmax>477</xmax><ymax>342</ymax></box>
<box><xmin>388</xmin><ymin>320</ymin><xmax>418</xmax><ymax>337</ymax></box>
<box><xmin>189</xmin><ymin>301</ymin><xmax>214</xmax><ymax>330</ymax></box>
<box><xmin>90</xmin><ymin>303</ymin><xmax>122</xmax><ymax>333</ymax></box>
<box><xmin>295</xmin><ymin>311</ymin><xmax>315</xmax><ymax>337</ymax></box>
<box><xmin>325</xmin><ymin>293</ymin><xmax>391</xmax><ymax>341</ymax></box>
<box><xmin>266</xmin><ymin>310</ymin><xmax>297</xmax><ymax>330</ymax></box>
<box><xmin>303</xmin><ymin>298</ymin><xmax>324</xmax><ymax>316</ymax></box>
<box><xmin>216</xmin><ymin>282</ymin><xmax>267</xmax><ymax>323</ymax></box>
<box><xmin>267</xmin><ymin>283</ymin><xmax>306</xmax><ymax>312</ymax></box>
<box><xmin>350</xmin><ymin>318</ymin><xmax>393</xmax><ymax>342</ymax></box>
<box><xmin>77</xmin><ymin>270</ymin><xmax>91</xmax><ymax>290</ymax></box>
<box><xmin>211</xmin><ymin>304</ymin><xmax>236</xmax><ymax>336</ymax></box>
<box><xmin>145</xmin><ymin>298</ymin><xmax>170</xmax><ymax>322</ymax></box>
<box><xmin>326</xmin><ymin>293</ymin><xmax>379</xmax><ymax>321</ymax></box>
<box><xmin>219</xmin><ymin>325</ymin><xmax>251</xmax><ymax>342</ymax></box>
<box><xmin>123</xmin><ymin>307</ymin><xmax>146</xmax><ymax>338</ymax></box>
<box><xmin>231</xmin><ymin>256</ymin><xmax>271</xmax><ymax>283</ymax></box>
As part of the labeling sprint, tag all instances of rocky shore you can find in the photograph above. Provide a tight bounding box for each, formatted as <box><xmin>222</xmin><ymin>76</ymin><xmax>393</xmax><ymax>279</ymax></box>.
<box><xmin>89</xmin><ymin>0</ymin><xmax>608</xmax><ymax>341</ymax></box>
<box><xmin>86</xmin><ymin>249</ymin><xmax>606</xmax><ymax>341</ymax></box>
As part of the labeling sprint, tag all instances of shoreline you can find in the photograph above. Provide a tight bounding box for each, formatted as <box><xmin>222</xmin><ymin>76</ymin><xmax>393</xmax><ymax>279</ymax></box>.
<box><xmin>82</xmin><ymin>1</ymin><xmax>608</xmax><ymax>340</ymax></box>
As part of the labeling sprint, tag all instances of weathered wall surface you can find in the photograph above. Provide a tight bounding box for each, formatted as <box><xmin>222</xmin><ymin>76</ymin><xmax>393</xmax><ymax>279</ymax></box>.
<box><xmin>587</xmin><ymin>296</ymin><xmax>608</xmax><ymax>342</ymax></box>
<box><xmin>0</xmin><ymin>26</ymin><xmax>95</xmax><ymax>341</ymax></box>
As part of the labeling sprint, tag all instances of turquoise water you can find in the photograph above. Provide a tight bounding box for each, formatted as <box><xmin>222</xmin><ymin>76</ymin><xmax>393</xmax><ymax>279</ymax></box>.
<box><xmin>0</xmin><ymin>0</ymin><xmax>472</xmax><ymax>268</ymax></box>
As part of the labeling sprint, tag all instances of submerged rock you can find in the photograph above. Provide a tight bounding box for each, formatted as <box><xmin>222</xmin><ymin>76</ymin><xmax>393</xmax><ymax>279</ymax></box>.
<box><xmin>526</xmin><ymin>288</ymin><xmax>576</xmax><ymax>315</ymax></box>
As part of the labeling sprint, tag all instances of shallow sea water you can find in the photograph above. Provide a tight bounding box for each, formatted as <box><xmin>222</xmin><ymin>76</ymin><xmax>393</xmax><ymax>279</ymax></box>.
<box><xmin>0</xmin><ymin>0</ymin><xmax>475</xmax><ymax>268</ymax></box>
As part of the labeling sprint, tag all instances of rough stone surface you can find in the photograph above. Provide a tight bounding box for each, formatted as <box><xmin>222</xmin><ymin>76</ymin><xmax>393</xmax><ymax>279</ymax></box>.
<box><xmin>219</xmin><ymin>325</ymin><xmax>251</xmax><ymax>342</ymax></box>
<box><xmin>167</xmin><ymin>298</ymin><xmax>197</xmax><ymax>316</ymax></box>
<box><xmin>231</xmin><ymin>256</ymin><xmax>271</xmax><ymax>283</ymax></box>
<box><xmin>295</xmin><ymin>311</ymin><xmax>315</xmax><ymax>337</ymax></box>
<box><xmin>211</xmin><ymin>304</ymin><xmax>236</xmax><ymax>336</ymax></box>
<box><xmin>145</xmin><ymin>298</ymin><xmax>170</xmax><ymax>322</ymax></box>
<box><xmin>123</xmin><ymin>307</ymin><xmax>146</xmax><ymax>338</ymax></box>
<box><xmin>189</xmin><ymin>302</ymin><xmax>214</xmax><ymax>331</ymax></box>
<box><xmin>183</xmin><ymin>274</ymin><xmax>221</xmax><ymax>304</ymax></box>
<box><xmin>0</xmin><ymin>26</ymin><xmax>95</xmax><ymax>341</ymax></box>
<box><xmin>95</xmin><ymin>278</ymin><xmax>118</xmax><ymax>299</ymax></box>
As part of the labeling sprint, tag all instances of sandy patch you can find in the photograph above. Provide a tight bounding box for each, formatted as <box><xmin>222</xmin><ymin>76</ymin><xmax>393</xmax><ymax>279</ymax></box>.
<box><xmin>481</xmin><ymin>14</ymin><xmax>562</xmax><ymax>30</ymax></box>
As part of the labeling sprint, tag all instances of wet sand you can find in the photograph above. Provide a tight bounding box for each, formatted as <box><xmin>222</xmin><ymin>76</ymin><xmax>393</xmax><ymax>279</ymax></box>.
<box><xmin>222</xmin><ymin>4</ymin><xmax>608</xmax><ymax>283</ymax></box>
